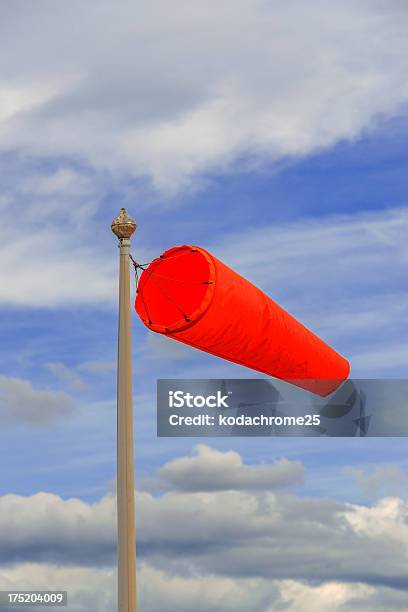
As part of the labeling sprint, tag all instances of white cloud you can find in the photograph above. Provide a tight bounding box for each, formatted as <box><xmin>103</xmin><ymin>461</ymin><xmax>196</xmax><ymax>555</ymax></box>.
<box><xmin>20</xmin><ymin>168</ymin><xmax>94</xmax><ymax>198</ymax></box>
<box><xmin>158</xmin><ymin>444</ymin><xmax>304</xmax><ymax>491</ymax></box>
<box><xmin>0</xmin><ymin>491</ymin><xmax>115</xmax><ymax>565</ymax></box>
<box><xmin>211</xmin><ymin>208</ymin><xmax>408</xmax><ymax>305</ymax></box>
<box><xmin>351</xmin><ymin>344</ymin><xmax>408</xmax><ymax>372</ymax></box>
<box><xmin>77</xmin><ymin>360</ymin><xmax>116</xmax><ymax>374</ymax></box>
<box><xmin>0</xmin><ymin>213</ymin><xmax>117</xmax><ymax>308</ymax></box>
<box><xmin>274</xmin><ymin>580</ymin><xmax>372</xmax><ymax>612</ymax></box>
<box><xmin>138</xmin><ymin>565</ymin><xmax>278</xmax><ymax>612</ymax></box>
<box><xmin>46</xmin><ymin>362</ymin><xmax>87</xmax><ymax>392</ymax></box>
<box><xmin>345</xmin><ymin>465</ymin><xmax>408</xmax><ymax>499</ymax></box>
<box><xmin>0</xmin><ymin>563</ymin><xmax>115</xmax><ymax>612</ymax></box>
<box><xmin>344</xmin><ymin>496</ymin><xmax>408</xmax><ymax>542</ymax></box>
<box><xmin>0</xmin><ymin>374</ymin><xmax>73</xmax><ymax>425</ymax></box>
<box><xmin>0</xmin><ymin>81</ymin><xmax>61</xmax><ymax>123</ymax></box>
<box><xmin>0</xmin><ymin>1</ymin><xmax>408</xmax><ymax>193</ymax></box>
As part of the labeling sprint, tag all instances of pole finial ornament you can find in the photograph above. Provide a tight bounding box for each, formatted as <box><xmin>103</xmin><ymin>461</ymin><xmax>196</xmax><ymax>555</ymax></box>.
<box><xmin>111</xmin><ymin>208</ymin><xmax>137</xmax><ymax>240</ymax></box>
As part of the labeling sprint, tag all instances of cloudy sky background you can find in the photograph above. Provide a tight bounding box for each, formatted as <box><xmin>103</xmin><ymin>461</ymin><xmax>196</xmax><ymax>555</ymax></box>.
<box><xmin>1</xmin><ymin>1</ymin><xmax>408</xmax><ymax>610</ymax></box>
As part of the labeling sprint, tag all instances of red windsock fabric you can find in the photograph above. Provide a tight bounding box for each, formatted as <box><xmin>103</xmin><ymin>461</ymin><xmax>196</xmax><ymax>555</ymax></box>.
<box><xmin>135</xmin><ymin>245</ymin><xmax>350</xmax><ymax>396</ymax></box>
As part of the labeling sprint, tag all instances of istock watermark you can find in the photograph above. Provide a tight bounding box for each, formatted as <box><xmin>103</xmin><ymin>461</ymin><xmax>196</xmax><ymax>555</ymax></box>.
<box><xmin>168</xmin><ymin>389</ymin><xmax>231</xmax><ymax>409</ymax></box>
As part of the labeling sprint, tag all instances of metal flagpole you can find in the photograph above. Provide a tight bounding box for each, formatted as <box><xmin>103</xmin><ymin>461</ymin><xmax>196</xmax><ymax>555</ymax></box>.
<box><xmin>111</xmin><ymin>208</ymin><xmax>137</xmax><ymax>612</ymax></box>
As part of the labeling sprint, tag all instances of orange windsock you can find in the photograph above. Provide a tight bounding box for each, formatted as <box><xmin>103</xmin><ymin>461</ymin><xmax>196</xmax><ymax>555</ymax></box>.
<box><xmin>135</xmin><ymin>245</ymin><xmax>349</xmax><ymax>396</ymax></box>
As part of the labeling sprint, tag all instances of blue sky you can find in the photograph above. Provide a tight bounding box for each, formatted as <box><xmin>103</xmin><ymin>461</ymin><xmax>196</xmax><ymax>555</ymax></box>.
<box><xmin>1</xmin><ymin>2</ymin><xmax>408</xmax><ymax>610</ymax></box>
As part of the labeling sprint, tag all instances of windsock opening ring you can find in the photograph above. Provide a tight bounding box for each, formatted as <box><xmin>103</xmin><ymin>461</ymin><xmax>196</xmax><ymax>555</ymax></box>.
<box><xmin>136</xmin><ymin>245</ymin><xmax>216</xmax><ymax>334</ymax></box>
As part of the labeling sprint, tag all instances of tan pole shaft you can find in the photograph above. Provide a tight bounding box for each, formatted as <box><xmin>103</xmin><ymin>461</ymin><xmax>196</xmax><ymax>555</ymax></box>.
<box><xmin>112</xmin><ymin>209</ymin><xmax>137</xmax><ymax>612</ymax></box>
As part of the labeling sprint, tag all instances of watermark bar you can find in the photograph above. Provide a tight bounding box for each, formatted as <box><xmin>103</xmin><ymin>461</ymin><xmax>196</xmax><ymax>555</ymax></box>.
<box><xmin>157</xmin><ymin>379</ymin><xmax>408</xmax><ymax>437</ymax></box>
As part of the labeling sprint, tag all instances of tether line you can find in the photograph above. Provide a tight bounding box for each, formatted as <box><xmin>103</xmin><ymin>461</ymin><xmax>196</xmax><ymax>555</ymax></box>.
<box><xmin>134</xmin><ymin>266</ymin><xmax>152</xmax><ymax>325</ymax></box>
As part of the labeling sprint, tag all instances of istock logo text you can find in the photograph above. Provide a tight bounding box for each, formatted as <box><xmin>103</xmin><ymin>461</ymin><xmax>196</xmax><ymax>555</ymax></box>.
<box><xmin>169</xmin><ymin>390</ymin><xmax>230</xmax><ymax>408</ymax></box>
